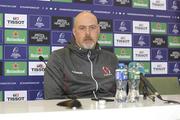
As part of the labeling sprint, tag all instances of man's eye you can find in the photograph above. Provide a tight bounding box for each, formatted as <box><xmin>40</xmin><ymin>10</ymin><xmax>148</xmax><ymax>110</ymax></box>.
<box><xmin>79</xmin><ymin>27</ymin><xmax>85</xmax><ymax>30</ymax></box>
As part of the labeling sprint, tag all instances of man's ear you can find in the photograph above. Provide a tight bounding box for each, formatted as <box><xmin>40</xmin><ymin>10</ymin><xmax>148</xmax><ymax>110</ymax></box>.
<box><xmin>73</xmin><ymin>28</ymin><xmax>76</xmax><ymax>36</ymax></box>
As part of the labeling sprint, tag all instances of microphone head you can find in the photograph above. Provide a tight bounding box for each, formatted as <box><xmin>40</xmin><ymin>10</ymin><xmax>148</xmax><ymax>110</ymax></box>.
<box><xmin>39</xmin><ymin>56</ymin><xmax>44</xmax><ymax>61</ymax></box>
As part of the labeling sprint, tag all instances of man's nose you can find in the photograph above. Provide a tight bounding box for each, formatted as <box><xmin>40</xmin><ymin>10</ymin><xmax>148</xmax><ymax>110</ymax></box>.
<box><xmin>85</xmin><ymin>28</ymin><xmax>90</xmax><ymax>35</ymax></box>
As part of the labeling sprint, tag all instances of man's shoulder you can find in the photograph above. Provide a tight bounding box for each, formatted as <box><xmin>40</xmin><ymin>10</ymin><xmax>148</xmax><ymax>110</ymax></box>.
<box><xmin>100</xmin><ymin>49</ymin><xmax>115</xmax><ymax>57</ymax></box>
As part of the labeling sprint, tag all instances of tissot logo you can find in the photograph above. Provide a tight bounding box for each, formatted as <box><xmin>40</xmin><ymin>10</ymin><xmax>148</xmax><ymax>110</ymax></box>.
<box><xmin>133</xmin><ymin>48</ymin><xmax>150</xmax><ymax>61</ymax></box>
<box><xmin>29</xmin><ymin>62</ymin><xmax>46</xmax><ymax>76</ymax></box>
<box><xmin>98</xmin><ymin>19</ymin><xmax>112</xmax><ymax>32</ymax></box>
<box><xmin>168</xmin><ymin>62</ymin><xmax>180</xmax><ymax>74</ymax></box>
<box><xmin>0</xmin><ymin>62</ymin><xmax>2</xmax><ymax>76</ymax></box>
<box><xmin>133</xmin><ymin>21</ymin><xmax>149</xmax><ymax>34</ymax></box>
<box><xmin>150</xmin><ymin>0</ymin><xmax>166</xmax><ymax>10</ymax></box>
<box><xmin>29</xmin><ymin>30</ymin><xmax>50</xmax><ymax>44</ymax></box>
<box><xmin>4</xmin><ymin>91</ymin><xmax>27</xmax><ymax>101</ymax></box>
<box><xmin>114</xmin><ymin>34</ymin><xmax>132</xmax><ymax>47</ymax></box>
<box><xmin>151</xmin><ymin>62</ymin><xmax>167</xmax><ymax>74</ymax></box>
<box><xmin>5</xmin><ymin>14</ymin><xmax>27</xmax><ymax>28</ymax></box>
<box><xmin>52</xmin><ymin>16</ymin><xmax>72</xmax><ymax>30</ymax></box>
<box><xmin>4</xmin><ymin>46</ymin><xmax>27</xmax><ymax>60</ymax></box>
<box><xmin>151</xmin><ymin>48</ymin><xmax>168</xmax><ymax>61</ymax></box>
<box><xmin>114</xmin><ymin>0</ymin><xmax>132</xmax><ymax>7</ymax></box>
<box><xmin>133</xmin><ymin>34</ymin><xmax>150</xmax><ymax>47</ymax></box>
<box><xmin>168</xmin><ymin>49</ymin><xmax>180</xmax><ymax>61</ymax></box>
<box><xmin>29</xmin><ymin>15</ymin><xmax>50</xmax><ymax>29</ymax></box>
<box><xmin>73</xmin><ymin>0</ymin><xmax>92</xmax><ymax>4</ymax></box>
<box><xmin>151</xmin><ymin>35</ymin><xmax>167</xmax><ymax>47</ymax></box>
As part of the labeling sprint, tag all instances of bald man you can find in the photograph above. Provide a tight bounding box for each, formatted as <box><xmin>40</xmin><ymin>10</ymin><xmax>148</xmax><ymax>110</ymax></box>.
<box><xmin>44</xmin><ymin>11</ymin><xmax>118</xmax><ymax>99</ymax></box>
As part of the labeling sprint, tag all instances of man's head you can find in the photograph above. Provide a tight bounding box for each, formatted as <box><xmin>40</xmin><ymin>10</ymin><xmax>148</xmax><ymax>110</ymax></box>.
<box><xmin>73</xmin><ymin>11</ymin><xmax>100</xmax><ymax>49</ymax></box>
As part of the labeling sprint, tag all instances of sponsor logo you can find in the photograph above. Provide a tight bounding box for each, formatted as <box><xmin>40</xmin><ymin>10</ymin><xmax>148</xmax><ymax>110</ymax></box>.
<box><xmin>133</xmin><ymin>48</ymin><xmax>150</xmax><ymax>61</ymax></box>
<box><xmin>132</xmin><ymin>0</ymin><xmax>149</xmax><ymax>8</ymax></box>
<box><xmin>4</xmin><ymin>29</ymin><xmax>27</xmax><ymax>44</ymax></box>
<box><xmin>29</xmin><ymin>15</ymin><xmax>50</xmax><ymax>29</ymax></box>
<box><xmin>0</xmin><ymin>91</ymin><xmax>3</xmax><ymax>101</ymax></box>
<box><xmin>28</xmin><ymin>90</ymin><xmax>44</xmax><ymax>100</ymax></box>
<box><xmin>52</xmin><ymin>31</ymin><xmax>72</xmax><ymax>45</ymax></box>
<box><xmin>151</xmin><ymin>35</ymin><xmax>167</xmax><ymax>47</ymax></box>
<box><xmin>5</xmin><ymin>14</ymin><xmax>27</xmax><ymax>28</ymax></box>
<box><xmin>29</xmin><ymin>30</ymin><xmax>50</xmax><ymax>44</ymax></box>
<box><xmin>0</xmin><ymin>13</ymin><xmax>3</xmax><ymax>27</ymax></box>
<box><xmin>150</xmin><ymin>0</ymin><xmax>166</xmax><ymax>10</ymax></box>
<box><xmin>114</xmin><ymin>20</ymin><xmax>132</xmax><ymax>33</ymax></box>
<box><xmin>72</xmin><ymin>70</ymin><xmax>83</xmax><ymax>75</ymax></box>
<box><xmin>114</xmin><ymin>48</ymin><xmax>132</xmax><ymax>61</ymax></box>
<box><xmin>151</xmin><ymin>48</ymin><xmax>168</xmax><ymax>61</ymax></box>
<box><xmin>4</xmin><ymin>62</ymin><xmax>27</xmax><ymax>76</ymax></box>
<box><xmin>151</xmin><ymin>62</ymin><xmax>167</xmax><ymax>74</ymax></box>
<box><xmin>51</xmin><ymin>46</ymin><xmax>64</xmax><ymax>52</ymax></box>
<box><xmin>0</xmin><ymin>62</ymin><xmax>2</xmax><ymax>76</ymax></box>
<box><xmin>0</xmin><ymin>46</ymin><xmax>2</xmax><ymax>60</ymax></box>
<box><xmin>133</xmin><ymin>34</ymin><xmax>150</xmax><ymax>47</ymax></box>
<box><xmin>73</xmin><ymin>0</ymin><xmax>92</xmax><ymax>4</ymax></box>
<box><xmin>52</xmin><ymin>16</ymin><xmax>72</xmax><ymax>30</ymax></box>
<box><xmin>151</xmin><ymin>22</ymin><xmax>167</xmax><ymax>34</ymax></box>
<box><xmin>133</xmin><ymin>21</ymin><xmax>150</xmax><ymax>34</ymax></box>
<box><xmin>29</xmin><ymin>62</ymin><xmax>46</xmax><ymax>76</ymax></box>
<box><xmin>98</xmin><ymin>33</ymin><xmax>113</xmax><ymax>46</ymax></box>
<box><xmin>4</xmin><ymin>91</ymin><xmax>27</xmax><ymax>101</ymax></box>
<box><xmin>169</xmin><ymin>49</ymin><xmax>180</xmax><ymax>61</ymax></box>
<box><xmin>114</xmin><ymin>34</ymin><xmax>132</xmax><ymax>47</ymax></box>
<box><xmin>170</xmin><ymin>0</ymin><xmax>179</xmax><ymax>10</ymax></box>
<box><xmin>29</xmin><ymin>46</ymin><xmax>50</xmax><ymax>60</ymax></box>
<box><xmin>168</xmin><ymin>23</ymin><xmax>180</xmax><ymax>35</ymax></box>
<box><xmin>114</xmin><ymin>0</ymin><xmax>132</xmax><ymax>7</ymax></box>
<box><xmin>102</xmin><ymin>66</ymin><xmax>112</xmax><ymax>76</ymax></box>
<box><xmin>4</xmin><ymin>46</ymin><xmax>27</xmax><ymax>60</ymax></box>
<box><xmin>94</xmin><ymin>0</ymin><xmax>113</xmax><ymax>5</ymax></box>
<box><xmin>98</xmin><ymin>19</ymin><xmax>112</xmax><ymax>32</ymax></box>
<box><xmin>51</xmin><ymin>0</ymin><xmax>72</xmax><ymax>2</ymax></box>
<box><xmin>168</xmin><ymin>36</ymin><xmax>180</xmax><ymax>48</ymax></box>
<box><xmin>168</xmin><ymin>62</ymin><xmax>180</xmax><ymax>74</ymax></box>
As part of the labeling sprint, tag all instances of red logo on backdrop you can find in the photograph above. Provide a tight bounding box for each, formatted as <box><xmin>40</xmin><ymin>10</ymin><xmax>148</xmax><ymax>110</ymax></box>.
<box><xmin>102</xmin><ymin>66</ymin><xmax>112</xmax><ymax>76</ymax></box>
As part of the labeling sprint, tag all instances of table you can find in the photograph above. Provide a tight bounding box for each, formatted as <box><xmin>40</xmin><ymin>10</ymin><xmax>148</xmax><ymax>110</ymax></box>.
<box><xmin>0</xmin><ymin>95</ymin><xmax>180</xmax><ymax>120</ymax></box>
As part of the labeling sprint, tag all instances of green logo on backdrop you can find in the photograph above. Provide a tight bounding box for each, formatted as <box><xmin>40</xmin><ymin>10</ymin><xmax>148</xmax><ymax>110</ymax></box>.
<box><xmin>168</xmin><ymin>36</ymin><xmax>180</xmax><ymax>48</ymax></box>
<box><xmin>51</xmin><ymin>0</ymin><xmax>72</xmax><ymax>2</ymax></box>
<box><xmin>0</xmin><ymin>46</ymin><xmax>2</xmax><ymax>60</ymax></box>
<box><xmin>151</xmin><ymin>22</ymin><xmax>167</xmax><ymax>34</ymax></box>
<box><xmin>114</xmin><ymin>48</ymin><xmax>132</xmax><ymax>61</ymax></box>
<box><xmin>5</xmin><ymin>29</ymin><xmax>27</xmax><ymax>44</ymax></box>
<box><xmin>132</xmin><ymin>0</ymin><xmax>149</xmax><ymax>8</ymax></box>
<box><xmin>98</xmin><ymin>33</ymin><xmax>113</xmax><ymax>46</ymax></box>
<box><xmin>0</xmin><ymin>91</ymin><xmax>3</xmax><ymax>101</ymax></box>
<box><xmin>29</xmin><ymin>46</ymin><xmax>50</xmax><ymax>60</ymax></box>
<box><xmin>0</xmin><ymin>13</ymin><xmax>3</xmax><ymax>27</ymax></box>
<box><xmin>139</xmin><ymin>62</ymin><xmax>150</xmax><ymax>74</ymax></box>
<box><xmin>4</xmin><ymin>62</ymin><xmax>27</xmax><ymax>76</ymax></box>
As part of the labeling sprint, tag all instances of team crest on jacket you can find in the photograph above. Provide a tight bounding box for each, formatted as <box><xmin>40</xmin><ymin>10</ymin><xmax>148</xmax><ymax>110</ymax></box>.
<box><xmin>102</xmin><ymin>66</ymin><xmax>112</xmax><ymax>76</ymax></box>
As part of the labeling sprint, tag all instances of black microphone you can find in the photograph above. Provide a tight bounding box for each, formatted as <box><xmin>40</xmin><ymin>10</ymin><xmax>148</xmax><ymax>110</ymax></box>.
<box><xmin>39</xmin><ymin>56</ymin><xmax>82</xmax><ymax>109</ymax></box>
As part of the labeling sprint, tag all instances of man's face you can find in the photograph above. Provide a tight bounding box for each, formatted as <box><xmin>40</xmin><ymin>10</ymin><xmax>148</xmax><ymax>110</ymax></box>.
<box><xmin>73</xmin><ymin>13</ymin><xmax>100</xmax><ymax>49</ymax></box>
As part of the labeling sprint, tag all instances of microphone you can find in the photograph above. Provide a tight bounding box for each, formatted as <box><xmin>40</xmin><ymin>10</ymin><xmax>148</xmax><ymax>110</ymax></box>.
<box><xmin>39</xmin><ymin>56</ymin><xmax>82</xmax><ymax>109</ymax></box>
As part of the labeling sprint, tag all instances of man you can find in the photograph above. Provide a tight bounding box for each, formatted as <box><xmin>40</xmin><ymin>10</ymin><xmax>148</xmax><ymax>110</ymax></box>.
<box><xmin>44</xmin><ymin>11</ymin><xmax>118</xmax><ymax>99</ymax></box>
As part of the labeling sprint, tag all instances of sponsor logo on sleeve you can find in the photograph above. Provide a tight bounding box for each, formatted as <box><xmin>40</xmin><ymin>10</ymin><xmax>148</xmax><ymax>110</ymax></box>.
<box><xmin>151</xmin><ymin>62</ymin><xmax>167</xmax><ymax>74</ymax></box>
<box><xmin>168</xmin><ymin>62</ymin><xmax>180</xmax><ymax>74</ymax></box>
<box><xmin>29</xmin><ymin>30</ymin><xmax>50</xmax><ymax>44</ymax></box>
<box><xmin>168</xmin><ymin>36</ymin><xmax>180</xmax><ymax>48</ymax></box>
<box><xmin>51</xmin><ymin>46</ymin><xmax>64</xmax><ymax>52</ymax></box>
<box><xmin>133</xmin><ymin>34</ymin><xmax>150</xmax><ymax>47</ymax></box>
<box><xmin>133</xmin><ymin>48</ymin><xmax>150</xmax><ymax>61</ymax></box>
<box><xmin>98</xmin><ymin>19</ymin><xmax>112</xmax><ymax>32</ymax></box>
<box><xmin>51</xmin><ymin>16</ymin><xmax>72</xmax><ymax>30</ymax></box>
<box><xmin>4</xmin><ymin>62</ymin><xmax>27</xmax><ymax>76</ymax></box>
<box><xmin>4</xmin><ymin>46</ymin><xmax>27</xmax><ymax>60</ymax></box>
<box><xmin>151</xmin><ymin>48</ymin><xmax>168</xmax><ymax>61</ymax></box>
<box><xmin>29</xmin><ymin>62</ymin><xmax>46</xmax><ymax>76</ymax></box>
<box><xmin>114</xmin><ymin>48</ymin><xmax>132</xmax><ymax>61</ymax></box>
<box><xmin>133</xmin><ymin>21</ymin><xmax>150</xmax><ymax>34</ymax></box>
<box><xmin>29</xmin><ymin>15</ymin><xmax>50</xmax><ymax>29</ymax></box>
<box><xmin>114</xmin><ymin>0</ymin><xmax>132</xmax><ymax>7</ymax></box>
<box><xmin>4</xmin><ymin>91</ymin><xmax>27</xmax><ymax>101</ymax></box>
<box><xmin>114</xmin><ymin>34</ymin><xmax>132</xmax><ymax>47</ymax></box>
<box><xmin>5</xmin><ymin>14</ymin><xmax>27</xmax><ymax>28</ymax></box>
<box><xmin>29</xmin><ymin>46</ymin><xmax>50</xmax><ymax>60</ymax></box>
<box><xmin>98</xmin><ymin>33</ymin><xmax>113</xmax><ymax>46</ymax></box>
<box><xmin>114</xmin><ymin>20</ymin><xmax>132</xmax><ymax>33</ymax></box>
<box><xmin>151</xmin><ymin>35</ymin><xmax>167</xmax><ymax>47</ymax></box>
<box><xmin>168</xmin><ymin>49</ymin><xmax>180</xmax><ymax>61</ymax></box>
<box><xmin>51</xmin><ymin>31</ymin><xmax>72</xmax><ymax>45</ymax></box>
<box><xmin>132</xmin><ymin>0</ymin><xmax>149</xmax><ymax>8</ymax></box>
<box><xmin>4</xmin><ymin>29</ymin><xmax>27</xmax><ymax>44</ymax></box>
<box><xmin>150</xmin><ymin>0</ymin><xmax>166</xmax><ymax>10</ymax></box>
<box><xmin>151</xmin><ymin>22</ymin><xmax>167</xmax><ymax>34</ymax></box>
<box><xmin>94</xmin><ymin>0</ymin><xmax>113</xmax><ymax>6</ymax></box>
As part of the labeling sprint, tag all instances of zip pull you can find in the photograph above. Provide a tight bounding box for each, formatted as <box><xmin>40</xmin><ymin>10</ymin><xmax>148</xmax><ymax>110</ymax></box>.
<box><xmin>87</xmin><ymin>50</ymin><xmax>91</xmax><ymax>58</ymax></box>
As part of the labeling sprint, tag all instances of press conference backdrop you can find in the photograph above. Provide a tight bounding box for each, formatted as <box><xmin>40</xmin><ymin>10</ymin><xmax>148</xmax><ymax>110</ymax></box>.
<box><xmin>0</xmin><ymin>0</ymin><xmax>179</xmax><ymax>101</ymax></box>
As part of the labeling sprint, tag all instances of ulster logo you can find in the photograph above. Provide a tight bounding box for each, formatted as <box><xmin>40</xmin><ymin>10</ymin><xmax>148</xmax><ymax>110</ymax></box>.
<box><xmin>102</xmin><ymin>66</ymin><xmax>112</xmax><ymax>76</ymax></box>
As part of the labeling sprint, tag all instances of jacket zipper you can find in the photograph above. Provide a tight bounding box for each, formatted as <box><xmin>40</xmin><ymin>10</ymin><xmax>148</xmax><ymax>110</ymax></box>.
<box><xmin>87</xmin><ymin>50</ymin><xmax>99</xmax><ymax>92</ymax></box>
